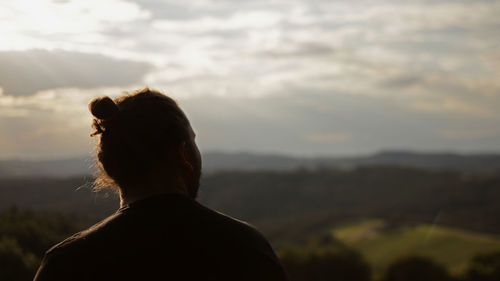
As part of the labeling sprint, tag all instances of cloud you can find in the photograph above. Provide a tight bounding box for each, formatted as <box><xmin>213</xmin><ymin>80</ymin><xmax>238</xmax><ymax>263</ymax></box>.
<box><xmin>305</xmin><ymin>132</ymin><xmax>352</xmax><ymax>143</ymax></box>
<box><xmin>2</xmin><ymin>0</ymin><xmax>500</xmax><ymax>158</ymax></box>
<box><xmin>0</xmin><ymin>119</ymin><xmax>93</xmax><ymax>160</ymax></box>
<box><xmin>410</xmin><ymin>98</ymin><xmax>495</xmax><ymax>118</ymax></box>
<box><xmin>255</xmin><ymin>42</ymin><xmax>336</xmax><ymax>59</ymax></box>
<box><xmin>380</xmin><ymin>75</ymin><xmax>423</xmax><ymax>89</ymax></box>
<box><xmin>437</xmin><ymin>128</ymin><xmax>500</xmax><ymax>140</ymax></box>
<box><xmin>0</xmin><ymin>86</ymin><xmax>137</xmax><ymax>117</ymax></box>
<box><xmin>0</xmin><ymin>0</ymin><xmax>150</xmax><ymax>37</ymax></box>
<box><xmin>1</xmin><ymin>86</ymin><xmax>500</xmax><ymax>159</ymax></box>
<box><xmin>152</xmin><ymin>11</ymin><xmax>284</xmax><ymax>33</ymax></box>
<box><xmin>0</xmin><ymin>50</ymin><xmax>153</xmax><ymax>96</ymax></box>
<box><xmin>0</xmin><ymin>86</ymin><xmax>136</xmax><ymax>159</ymax></box>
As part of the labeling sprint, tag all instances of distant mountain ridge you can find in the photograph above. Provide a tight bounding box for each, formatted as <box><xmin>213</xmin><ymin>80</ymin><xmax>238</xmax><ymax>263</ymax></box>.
<box><xmin>1</xmin><ymin>151</ymin><xmax>500</xmax><ymax>178</ymax></box>
<box><xmin>0</xmin><ymin>157</ymin><xmax>95</xmax><ymax>178</ymax></box>
<box><xmin>204</xmin><ymin>150</ymin><xmax>500</xmax><ymax>173</ymax></box>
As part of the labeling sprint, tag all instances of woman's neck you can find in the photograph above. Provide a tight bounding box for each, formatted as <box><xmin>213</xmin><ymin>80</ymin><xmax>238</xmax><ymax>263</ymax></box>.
<box><xmin>119</xmin><ymin>179</ymin><xmax>188</xmax><ymax>208</ymax></box>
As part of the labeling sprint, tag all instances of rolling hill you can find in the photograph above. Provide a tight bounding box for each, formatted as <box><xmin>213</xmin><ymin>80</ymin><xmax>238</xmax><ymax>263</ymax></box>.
<box><xmin>331</xmin><ymin>219</ymin><xmax>500</xmax><ymax>277</ymax></box>
<box><xmin>0</xmin><ymin>166</ymin><xmax>499</xmax><ymax>238</ymax></box>
<box><xmin>1</xmin><ymin>151</ymin><xmax>500</xmax><ymax>178</ymax></box>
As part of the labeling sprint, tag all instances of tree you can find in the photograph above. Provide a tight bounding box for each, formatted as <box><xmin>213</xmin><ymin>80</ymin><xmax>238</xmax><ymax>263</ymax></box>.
<box><xmin>465</xmin><ymin>252</ymin><xmax>500</xmax><ymax>281</ymax></box>
<box><xmin>0</xmin><ymin>237</ymin><xmax>38</xmax><ymax>281</ymax></box>
<box><xmin>382</xmin><ymin>256</ymin><xmax>453</xmax><ymax>281</ymax></box>
<box><xmin>280</xmin><ymin>243</ymin><xmax>371</xmax><ymax>281</ymax></box>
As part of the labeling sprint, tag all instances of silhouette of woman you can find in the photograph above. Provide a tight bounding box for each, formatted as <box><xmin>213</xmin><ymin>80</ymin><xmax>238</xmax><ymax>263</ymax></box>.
<box><xmin>33</xmin><ymin>88</ymin><xmax>288</xmax><ymax>281</ymax></box>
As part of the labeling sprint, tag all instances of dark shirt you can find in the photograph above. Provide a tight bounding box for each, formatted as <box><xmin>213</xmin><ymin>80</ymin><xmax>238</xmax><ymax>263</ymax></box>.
<box><xmin>34</xmin><ymin>193</ymin><xmax>288</xmax><ymax>281</ymax></box>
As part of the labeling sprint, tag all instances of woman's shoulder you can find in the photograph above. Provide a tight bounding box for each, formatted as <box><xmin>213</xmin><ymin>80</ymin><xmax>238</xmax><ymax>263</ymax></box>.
<box><xmin>44</xmin><ymin>210</ymin><xmax>124</xmax><ymax>257</ymax></box>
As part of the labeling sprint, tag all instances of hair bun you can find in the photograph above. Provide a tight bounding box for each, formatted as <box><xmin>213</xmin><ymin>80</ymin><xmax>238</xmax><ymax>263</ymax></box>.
<box><xmin>89</xmin><ymin>96</ymin><xmax>119</xmax><ymax>120</ymax></box>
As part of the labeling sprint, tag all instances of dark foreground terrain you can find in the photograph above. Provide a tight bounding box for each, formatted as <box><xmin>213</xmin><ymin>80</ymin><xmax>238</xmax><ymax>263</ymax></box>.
<box><xmin>1</xmin><ymin>165</ymin><xmax>499</xmax><ymax>280</ymax></box>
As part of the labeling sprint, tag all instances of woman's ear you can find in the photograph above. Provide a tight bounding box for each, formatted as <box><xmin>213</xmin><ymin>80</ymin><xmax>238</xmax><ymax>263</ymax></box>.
<box><xmin>179</xmin><ymin>141</ymin><xmax>194</xmax><ymax>172</ymax></box>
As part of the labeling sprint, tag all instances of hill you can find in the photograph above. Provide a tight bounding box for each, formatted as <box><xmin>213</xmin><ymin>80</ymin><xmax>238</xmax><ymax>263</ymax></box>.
<box><xmin>1</xmin><ymin>151</ymin><xmax>500</xmax><ymax>178</ymax></box>
<box><xmin>0</xmin><ymin>166</ymin><xmax>499</xmax><ymax>238</ymax></box>
<box><xmin>330</xmin><ymin>219</ymin><xmax>500</xmax><ymax>277</ymax></box>
<box><xmin>1</xmin><ymin>166</ymin><xmax>499</xmax><ymax>280</ymax></box>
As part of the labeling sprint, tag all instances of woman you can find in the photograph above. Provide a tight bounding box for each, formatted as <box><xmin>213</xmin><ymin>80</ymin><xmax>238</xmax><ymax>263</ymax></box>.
<box><xmin>34</xmin><ymin>88</ymin><xmax>288</xmax><ymax>281</ymax></box>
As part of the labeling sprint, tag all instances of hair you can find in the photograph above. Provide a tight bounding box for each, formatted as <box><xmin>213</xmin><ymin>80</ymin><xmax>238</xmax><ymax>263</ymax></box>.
<box><xmin>88</xmin><ymin>88</ymin><xmax>191</xmax><ymax>193</ymax></box>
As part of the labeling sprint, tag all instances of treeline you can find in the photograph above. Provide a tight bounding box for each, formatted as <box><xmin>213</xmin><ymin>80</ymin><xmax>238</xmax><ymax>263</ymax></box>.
<box><xmin>0</xmin><ymin>176</ymin><xmax>117</xmax><ymax>219</ymax></box>
<box><xmin>281</xmin><ymin>247</ymin><xmax>500</xmax><ymax>281</ymax></box>
<box><xmin>0</xmin><ymin>207</ymin><xmax>91</xmax><ymax>280</ymax></box>
<box><xmin>1</xmin><ymin>207</ymin><xmax>499</xmax><ymax>281</ymax></box>
<box><xmin>277</xmin><ymin>230</ymin><xmax>500</xmax><ymax>281</ymax></box>
<box><xmin>201</xmin><ymin>167</ymin><xmax>500</xmax><ymax>237</ymax></box>
<box><xmin>1</xmin><ymin>166</ymin><xmax>499</xmax><ymax>238</ymax></box>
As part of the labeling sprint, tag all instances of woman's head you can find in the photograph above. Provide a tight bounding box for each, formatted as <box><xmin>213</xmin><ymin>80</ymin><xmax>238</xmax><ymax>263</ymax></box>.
<box><xmin>89</xmin><ymin>88</ymin><xmax>201</xmax><ymax>198</ymax></box>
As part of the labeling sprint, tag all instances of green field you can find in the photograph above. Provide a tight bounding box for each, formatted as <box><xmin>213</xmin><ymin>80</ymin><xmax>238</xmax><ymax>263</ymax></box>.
<box><xmin>332</xmin><ymin>219</ymin><xmax>500</xmax><ymax>278</ymax></box>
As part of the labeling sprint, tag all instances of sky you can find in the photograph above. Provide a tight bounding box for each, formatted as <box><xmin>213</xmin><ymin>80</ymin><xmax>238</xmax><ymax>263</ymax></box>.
<box><xmin>0</xmin><ymin>0</ymin><xmax>499</xmax><ymax>159</ymax></box>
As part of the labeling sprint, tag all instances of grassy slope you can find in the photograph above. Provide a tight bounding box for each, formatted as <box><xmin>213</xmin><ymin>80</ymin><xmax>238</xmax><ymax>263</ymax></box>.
<box><xmin>332</xmin><ymin>219</ymin><xmax>500</xmax><ymax>278</ymax></box>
